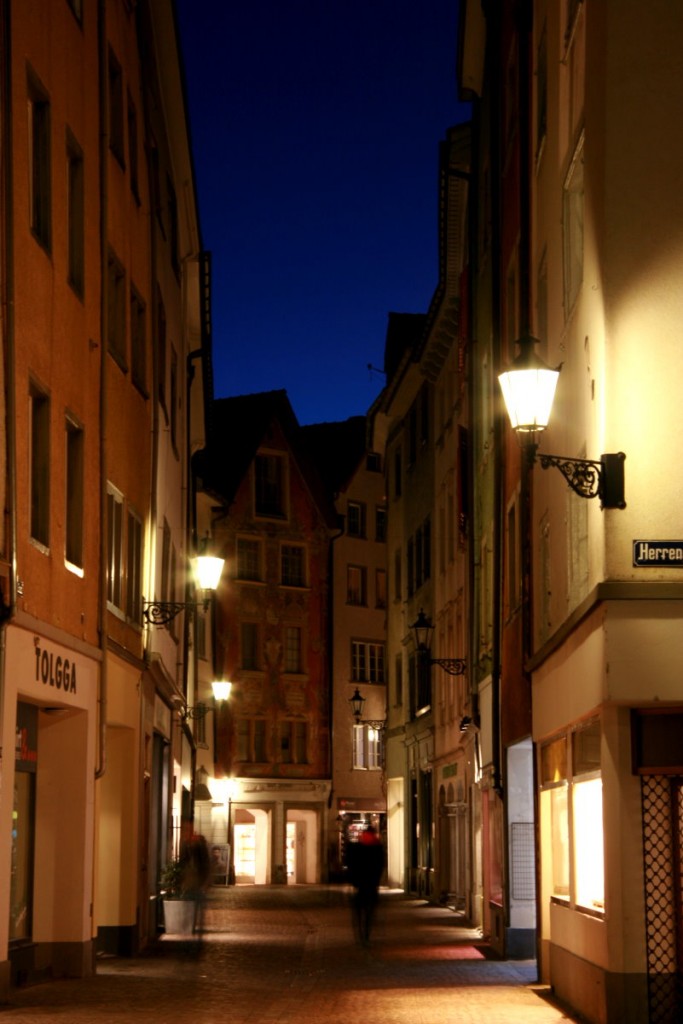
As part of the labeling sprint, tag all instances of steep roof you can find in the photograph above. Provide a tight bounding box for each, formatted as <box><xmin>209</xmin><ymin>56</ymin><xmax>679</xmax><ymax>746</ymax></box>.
<box><xmin>301</xmin><ymin>416</ymin><xmax>368</xmax><ymax>498</ymax></box>
<box><xmin>196</xmin><ymin>389</ymin><xmax>338</xmax><ymax>527</ymax></box>
<box><xmin>383</xmin><ymin>312</ymin><xmax>427</xmax><ymax>382</ymax></box>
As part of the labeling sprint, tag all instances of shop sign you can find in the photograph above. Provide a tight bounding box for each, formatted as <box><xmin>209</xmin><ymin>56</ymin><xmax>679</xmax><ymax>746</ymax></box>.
<box><xmin>633</xmin><ymin>540</ymin><xmax>683</xmax><ymax>566</ymax></box>
<box><xmin>337</xmin><ymin>797</ymin><xmax>385</xmax><ymax>812</ymax></box>
<box><xmin>442</xmin><ymin>763</ymin><xmax>458</xmax><ymax>779</ymax></box>
<box><xmin>34</xmin><ymin>638</ymin><xmax>78</xmax><ymax>693</ymax></box>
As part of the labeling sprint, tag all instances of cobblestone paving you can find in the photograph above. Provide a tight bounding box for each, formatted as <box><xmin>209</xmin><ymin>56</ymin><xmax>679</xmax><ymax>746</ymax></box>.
<box><xmin>0</xmin><ymin>886</ymin><xmax>580</xmax><ymax>1023</ymax></box>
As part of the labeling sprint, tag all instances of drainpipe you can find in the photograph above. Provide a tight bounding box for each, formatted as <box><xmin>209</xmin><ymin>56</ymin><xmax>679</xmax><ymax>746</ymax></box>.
<box><xmin>0</xmin><ymin>0</ymin><xmax>16</xmax><ymax>761</ymax></box>
<box><xmin>485</xmin><ymin>0</ymin><xmax>504</xmax><ymax>799</ymax></box>
<box><xmin>95</xmin><ymin>0</ymin><xmax>108</xmax><ymax>780</ymax></box>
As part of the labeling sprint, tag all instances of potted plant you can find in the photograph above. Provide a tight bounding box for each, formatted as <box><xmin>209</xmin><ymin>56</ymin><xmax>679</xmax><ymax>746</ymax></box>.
<box><xmin>159</xmin><ymin>859</ymin><xmax>197</xmax><ymax>936</ymax></box>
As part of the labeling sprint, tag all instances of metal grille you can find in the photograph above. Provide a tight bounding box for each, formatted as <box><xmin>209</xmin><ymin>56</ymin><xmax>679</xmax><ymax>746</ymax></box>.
<box><xmin>510</xmin><ymin>821</ymin><xmax>535</xmax><ymax>900</ymax></box>
<box><xmin>641</xmin><ymin>776</ymin><xmax>683</xmax><ymax>1023</ymax></box>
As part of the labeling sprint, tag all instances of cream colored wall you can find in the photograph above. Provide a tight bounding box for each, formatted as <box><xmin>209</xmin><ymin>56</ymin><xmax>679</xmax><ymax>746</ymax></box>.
<box><xmin>386</xmin><ymin>777</ymin><xmax>405</xmax><ymax>889</ymax></box>
<box><xmin>95</xmin><ymin>727</ymin><xmax>137</xmax><ymax>927</ymax></box>
<box><xmin>94</xmin><ymin>654</ymin><xmax>141</xmax><ymax>929</ymax></box>
<box><xmin>0</xmin><ymin>626</ymin><xmax>98</xmax><ymax>955</ymax></box>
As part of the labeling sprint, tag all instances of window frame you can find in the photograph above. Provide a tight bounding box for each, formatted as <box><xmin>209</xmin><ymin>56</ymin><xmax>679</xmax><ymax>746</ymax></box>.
<box><xmin>29</xmin><ymin>382</ymin><xmax>50</xmax><ymax>550</ymax></box>
<box><xmin>351</xmin><ymin>640</ymin><xmax>385</xmax><ymax>684</ymax></box>
<box><xmin>281</xmin><ymin>543</ymin><xmax>306</xmax><ymax>588</ymax></box>
<box><xmin>66</xmin><ymin>128</ymin><xmax>84</xmax><ymax>297</ymax></box>
<box><xmin>107</xmin><ymin>247</ymin><xmax>126</xmax><ymax>370</ymax></box>
<box><xmin>130</xmin><ymin>283</ymin><xmax>147</xmax><ymax>395</ymax></box>
<box><xmin>236</xmin><ymin>537</ymin><xmax>262</xmax><ymax>582</ymax></box>
<box><xmin>65</xmin><ymin>414</ymin><xmax>84</xmax><ymax>572</ymax></box>
<box><xmin>27</xmin><ymin>68</ymin><xmax>51</xmax><ymax>252</ymax></box>
<box><xmin>346</xmin><ymin>564</ymin><xmax>367</xmax><ymax>606</ymax></box>
<box><xmin>352</xmin><ymin>723</ymin><xmax>383</xmax><ymax>771</ymax></box>
<box><xmin>254</xmin><ymin>452</ymin><xmax>287</xmax><ymax>519</ymax></box>
<box><xmin>108</xmin><ymin>47</ymin><xmax>125</xmax><ymax>167</ymax></box>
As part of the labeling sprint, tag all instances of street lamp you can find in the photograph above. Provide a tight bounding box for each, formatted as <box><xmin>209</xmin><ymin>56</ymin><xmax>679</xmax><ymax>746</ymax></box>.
<box><xmin>498</xmin><ymin>335</ymin><xmax>626</xmax><ymax>509</ymax></box>
<box><xmin>176</xmin><ymin>680</ymin><xmax>232</xmax><ymax>723</ymax></box>
<box><xmin>348</xmin><ymin>687</ymin><xmax>385</xmax><ymax>731</ymax></box>
<box><xmin>410</xmin><ymin>610</ymin><xmax>467</xmax><ymax>676</ymax></box>
<box><xmin>215</xmin><ymin>777</ymin><xmax>238</xmax><ymax>886</ymax></box>
<box><xmin>143</xmin><ymin>535</ymin><xmax>225</xmax><ymax>625</ymax></box>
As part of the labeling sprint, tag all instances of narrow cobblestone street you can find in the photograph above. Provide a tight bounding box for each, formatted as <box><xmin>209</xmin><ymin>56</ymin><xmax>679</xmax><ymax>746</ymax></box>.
<box><xmin>0</xmin><ymin>886</ymin><xmax>580</xmax><ymax>1024</ymax></box>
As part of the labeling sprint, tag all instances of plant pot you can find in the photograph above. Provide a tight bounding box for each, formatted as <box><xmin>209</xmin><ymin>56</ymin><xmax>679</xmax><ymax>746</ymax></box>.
<box><xmin>162</xmin><ymin>898</ymin><xmax>197</xmax><ymax>935</ymax></box>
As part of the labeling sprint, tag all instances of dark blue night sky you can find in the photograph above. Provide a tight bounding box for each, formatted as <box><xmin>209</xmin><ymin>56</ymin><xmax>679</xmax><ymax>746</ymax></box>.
<box><xmin>177</xmin><ymin>0</ymin><xmax>470</xmax><ymax>425</ymax></box>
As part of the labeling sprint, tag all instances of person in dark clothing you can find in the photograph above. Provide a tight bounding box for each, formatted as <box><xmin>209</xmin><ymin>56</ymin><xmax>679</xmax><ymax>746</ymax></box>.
<box><xmin>178</xmin><ymin>824</ymin><xmax>211</xmax><ymax>942</ymax></box>
<box><xmin>346</xmin><ymin>825</ymin><xmax>385</xmax><ymax>945</ymax></box>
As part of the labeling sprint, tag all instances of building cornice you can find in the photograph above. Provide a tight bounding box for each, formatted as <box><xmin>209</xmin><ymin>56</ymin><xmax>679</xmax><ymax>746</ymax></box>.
<box><xmin>527</xmin><ymin>581</ymin><xmax>683</xmax><ymax>673</ymax></box>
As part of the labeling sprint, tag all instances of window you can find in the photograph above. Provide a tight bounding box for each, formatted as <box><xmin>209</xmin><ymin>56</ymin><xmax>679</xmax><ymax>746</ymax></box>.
<box><xmin>127</xmin><ymin>93</ymin><xmax>139</xmax><ymax>200</ymax></box>
<box><xmin>28</xmin><ymin>70</ymin><xmax>51</xmax><ymax>251</ymax></box>
<box><xmin>130</xmin><ymin>285</ymin><xmax>146</xmax><ymax>394</ymax></box>
<box><xmin>366</xmin><ymin>452</ymin><xmax>381</xmax><ymax>472</ymax></box>
<box><xmin>125</xmin><ymin>509</ymin><xmax>142</xmax><ymax>623</ymax></box>
<box><xmin>65</xmin><ymin>417</ymin><xmax>84</xmax><ymax>570</ymax></box>
<box><xmin>106</xmin><ymin>487</ymin><xmax>124</xmax><ymax>610</ymax></box>
<box><xmin>415</xmin><ymin>650</ymin><xmax>431</xmax><ymax>715</ymax></box>
<box><xmin>347</xmin><ymin>501</ymin><xmax>366</xmax><ymax>538</ymax></box>
<box><xmin>280</xmin><ymin>720</ymin><xmax>308</xmax><ymax>764</ymax></box>
<box><xmin>540</xmin><ymin>720</ymin><xmax>603</xmax><ymax>913</ymax></box>
<box><xmin>346</xmin><ymin>565</ymin><xmax>366</xmax><ymax>606</ymax></box>
<box><xmin>393</xmin><ymin>448</ymin><xmax>402</xmax><ymax>498</ymax></box>
<box><xmin>108</xmin><ymin>48</ymin><xmax>124</xmax><ymax>166</ymax></box>
<box><xmin>255</xmin><ymin>453</ymin><xmax>285</xmax><ymax>518</ymax></box>
<box><xmin>407</xmin><ymin>538</ymin><xmax>414</xmax><ymax>597</ymax></box>
<box><xmin>30</xmin><ymin>384</ymin><xmax>50</xmax><ymax>548</ymax></box>
<box><xmin>375</xmin><ymin>569</ymin><xmax>387</xmax><ymax>609</ymax></box>
<box><xmin>107</xmin><ymin>248</ymin><xmax>126</xmax><ymax>368</ymax></box>
<box><xmin>236</xmin><ymin>719</ymin><xmax>267</xmax><ymax>763</ymax></box>
<box><xmin>563</xmin><ymin>134</ymin><xmax>584</xmax><ymax>316</ymax></box>
<box><xmin>241</xmin><ymin>623</ymin><xmax>260</xmax><ymax>670</ymax></box>
<box><xmin>353</xmin><ymin>724</ymin><xmax>383</xmax><ymax>770</ymax></box>
<box><xmin>281</xmin><ymin>544</ymin><xmax>306</xmax><ymax>587</ymax></box>
<box><xmin>351</xmin><ymin>641</ymin><xmax>385</xmax><ymax>684</ymax></box>
<box><xmin>66</xmin><ymin>130</ymin><xmax>84</xmax><ymax>296</ymax></box>
<box><xmin>375</xmin><ymin>506</ymin><xmax>387</xmax><ymax>543</ymax></box>
<box><xmin>237</xmin><ymin>538</ymin><xmax>261</xmax><ymax>581</ymax></box>
<box><xmin>393</xmin><ymin>548</ymin><xmax>401</xmax><ymax>602</ymax></box>
<box><xmin>283</xmin><ymin>626</ymin><xmax>302</xmax><ymax>673</ymax></box>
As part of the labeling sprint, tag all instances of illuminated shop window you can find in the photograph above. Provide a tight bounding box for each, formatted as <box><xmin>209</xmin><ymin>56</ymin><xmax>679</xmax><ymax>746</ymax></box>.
<box><xmin>540</xmin><ymin>719</ymin><xmax>603</xmax><ymax>914</ymax></box>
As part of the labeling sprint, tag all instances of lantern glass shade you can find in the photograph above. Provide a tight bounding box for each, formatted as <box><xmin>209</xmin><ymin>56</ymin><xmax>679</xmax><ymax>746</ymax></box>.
<box><xmin>498</xmin><ymin>343</ymin><xmax>560</xmax><ymax>438</ymax></box>
<box><xmin>212</xmin><ymin>680</ymin><xmax>232</xmax><ymax>702</ymax></box>
<box><xmin>193</xmin><ymin>553</ymin><xmax>224</xmax><ymax>591</ymax></box>
<box><xmin>411</xmin><ymin>610</ymin><xmax>434</xmax><ymax>651</ymax></box>
<box><xmin>349</xmin><ymin>687</ymin><xmax>366</xmax><ymax>720</ymax></box>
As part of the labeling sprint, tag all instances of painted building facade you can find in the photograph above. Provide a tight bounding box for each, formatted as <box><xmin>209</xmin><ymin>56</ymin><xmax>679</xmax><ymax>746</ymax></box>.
<box><xmin>302</xmin><ymin>416</ymin><xmax>388</xmax><ymax>879</ymax></box>
<box><xmin>198</xmin><ymin>392</ymin><xmax>336</xmax><ymax>885</ymax></box>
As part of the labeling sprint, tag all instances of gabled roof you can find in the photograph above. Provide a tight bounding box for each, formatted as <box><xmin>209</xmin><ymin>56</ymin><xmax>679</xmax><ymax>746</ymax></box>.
<box><xmin>301</xmin><ymin>416</ymin><xmax>368</xmax><ymax>498</ymax></box>
<box><xmin>196</xmin><ymin>389</ymin><xmax>338</xmax><ymax>527</ymax></box>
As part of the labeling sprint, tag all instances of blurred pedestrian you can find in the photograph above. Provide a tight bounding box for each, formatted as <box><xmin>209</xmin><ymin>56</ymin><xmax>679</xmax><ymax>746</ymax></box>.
<box><xmin>178</xmin><ymin>823</ymin><xmax>211</xmax><ymax>944</ymax></box>
<box><xmin>346</xmin><ymin>824</ymin><xmax>385</xmax><ymax>945</ymax></box>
